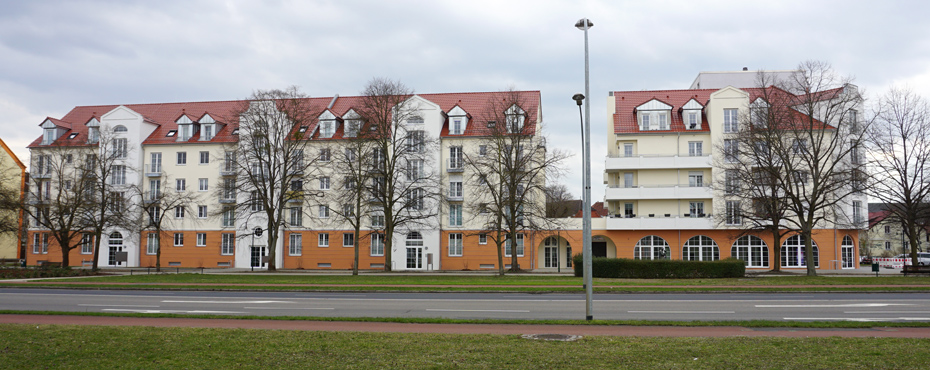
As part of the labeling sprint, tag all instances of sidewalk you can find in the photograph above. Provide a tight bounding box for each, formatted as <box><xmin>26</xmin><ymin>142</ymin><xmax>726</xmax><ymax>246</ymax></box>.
<box><xmin>2</xmin><ymin>314</ymin><xmax>928</xmax><ymax>338</ymax></box>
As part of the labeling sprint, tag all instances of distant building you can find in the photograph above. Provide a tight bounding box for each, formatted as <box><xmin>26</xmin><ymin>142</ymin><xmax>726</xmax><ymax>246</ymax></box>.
<box><xmin>0</xmin><ymin>138</ymin><xmax>25</xmax><ymax>260</ymax></box>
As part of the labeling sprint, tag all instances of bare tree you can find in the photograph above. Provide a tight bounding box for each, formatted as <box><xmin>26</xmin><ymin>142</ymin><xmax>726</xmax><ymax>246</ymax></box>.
<box><xmin>355</xmin><ymin>78</ymin><xmax>441</xmax><ymax>271</ymax></box>
<box><xmin>0</xmin><ymin>155</ymin><xmax>23</xmax><ymax>238</ymax></box>
<box><xmin>24</xmin><ymin>145</ymin><xmax>97</xmax><ymax>266</ymax></box>
<box><xmin>228</xmin><ymin>87</ymin><xmax>320</xmax><ymax>271</ymax></box>
<box><xmin>132</xmin><ymin>174</ymin><xmax>201</xmax><ymax>272</ymax></box>
<box><xmin>865</xmin><ymin>87</ymin><xmax>930</xmax><ymax>266</ymax></box>
<box><xmin>726</xmin><ymin>61</ymin><xmax>865</xmax><ymax>276</ymax></box>
<box><xmin>463</xmin><ymin>89</ymin><xmax>569</xmax><ymax>275</ymax></box>
<box><xmin>544</xmin><ymin>184</ymin><xmax>577</xmax><ymax>218</ymax></box>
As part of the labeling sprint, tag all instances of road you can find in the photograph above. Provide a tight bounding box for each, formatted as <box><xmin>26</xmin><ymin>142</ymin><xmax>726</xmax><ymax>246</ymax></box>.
<box><xmin>3</xmin><ymin>288</ymin><xmax>930</xmax><ymax>322</ymax></box>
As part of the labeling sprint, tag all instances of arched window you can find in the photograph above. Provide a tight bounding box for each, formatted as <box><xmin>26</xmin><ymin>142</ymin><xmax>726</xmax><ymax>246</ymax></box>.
<box><xmin>406</xmin><ymin>231</ymin><xmax>423</xmax><ymax>247</ymax></box>
<box><xmin>841</xmin><ymin>235</ymin><xmax>855</xmax><ymax>269</ymax></box>
<box><xmin>113</xmin><ymin>125</ymin><xmax>128</xmax><ymax>133</ymax></box>
<box><xmin>634</xmin><ymin>235</ymin><xmax>669</xmax><ymax>260</ymax></box>
<box><xmin>108</xmin><ymin>232</ymin><xmax>123</xmax><ymax>246</ymax></box>
<box><xmin>731</xmin><ymin>235</ymin><xmax>769</xmax><ymax>268</ymax></box>
<box><xmin>683</xmin><ymin>235</ymin><xmax>719</xmax><ymax>261</ymax></box>
<box><xmin>781</xmin><ymin>235</ymin><xmax>818</xmax><ymax>268</ymax></box>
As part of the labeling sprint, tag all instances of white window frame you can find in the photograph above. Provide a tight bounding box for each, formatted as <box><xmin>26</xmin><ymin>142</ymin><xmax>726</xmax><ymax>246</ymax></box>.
<box><xmin>504</xmin><ymin>234</ymin><xmax>524</xmax><ymax>257</ymax></box>
<box><xmin>176</xmin><ymin>178</ymin><xmax>186</xmax><ymax>191</ymax></box>
<box><xmin>147</xmin><ymin>233</ymin><xmax>159</xmax><ymax>255</ymax></box>
<box><xmin>688</xmin><ymin>141</ymin><xmax>703</xmax><ymax>157</ymax></box>
<box><xmin>343</xmin><ymin>233</ymin><xmax>354</xmax><ymax>248</ymax></box>
<box><xmin>199</xmin><ymin>178</ymin><xmax>208</xmax><ymax>191</ymax></box>
<box><xmin>318</xmin><ymin>233</ymin><xmax>329</xmax><ymax>247</ymax></box>
<box><xmin>289</xmin><ymin>233</ymin><xmax>302</xmax><ymax>256</ymax></box>
<box><xmin>449</xmin><ymin>204</ymin><xmax>463</xmax><ymax>226</ymax></box>
<box><xmin>370</xmin><ymin>233</ymin><xmax>384</xmax><ymax>256</ymax></box>
<box><xmin>221</xmin><ymin>233</ymin><xmax>235</xmax><ymax>255</ymax></box>
<box><xmin>196</xmin><ymin>233</ymin><xmax>206</xmax><ymax>247</ymax></box>
<box><xmin>174</xmin><ymin>233</ymin><xmax>184</xmax><ymax>246</ymax></box>
<box><xmin>449</xmin><ymin>233</ymin><xmax>463</xmax><ymax>256</ymax></box>
<box><xmin>177</xmin><ymin>151</ymin><xmax>187</xmax><ymax>165</ymax></box>
<box><xmin>723</xmin><ymin>108</ymin><xmax>738</xmax><ymax>133</ymax></box>
<box><xmin>198</xmin><ymin>205</ymin><xmax>208</xmax><ymax>218</ymax></box>
<box><xmin>199</xmin><ymin>151</ymin><xmax>209</xmax><ymax>164</ymax></box>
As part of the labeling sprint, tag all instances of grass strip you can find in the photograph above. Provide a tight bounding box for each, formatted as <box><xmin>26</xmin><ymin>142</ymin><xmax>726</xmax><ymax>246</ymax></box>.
<box><xmin>3</xmin><ymin>310</ymin><xmax>929</xmax><ymax>329</ymax></box>
<box><xmin>0</xmin><ymin>324</ymin><xmax>927</xmax><ymax>369</ymax></box>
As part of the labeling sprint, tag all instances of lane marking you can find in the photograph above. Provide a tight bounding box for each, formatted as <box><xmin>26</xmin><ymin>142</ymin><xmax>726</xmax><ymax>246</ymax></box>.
<box><xmin>756</xmin><ymin>303</ymin><xmax>912</xmax><ymax>308</ymax></box>
<box><xmin>103</xmin><ymin>309</ymin><xmax>247</xmax><ymax>314</ymax></box>
<box><xmin>78</xmin><ymin>304</ymin><xmax>159</xmax><ymax>308</ymax></box>
<box><xmin>426</xmin><ymin>309</ymin><xmax>530</xmax><ymax>313</ymax></box>
<box><xmin>845</xmin><ymin>311</ymin><xmax>930</xmax><ymax>314</ymax></box>
<box><xmin>243</xmin><ymin>307</ymin><xmax>334</xmax><ymax>310</ymax></box>
<box><xmin>161</xmin><ymin>300</ymin><xmax>294</xmax><ymax>304</ymax></box>
<box><xmin>785</xmin><ymin>317</ymin><xmax>930</xmax><ymax>322</ymax></box>
<box><xmin>627</xmin><ymin>311</ymin><xmax>734</xmax><ymax>314</ymax></box>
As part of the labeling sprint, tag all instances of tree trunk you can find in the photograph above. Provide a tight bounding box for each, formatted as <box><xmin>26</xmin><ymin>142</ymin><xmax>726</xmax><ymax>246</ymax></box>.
<box><xmin>770</xmin><ymin>228</ymin><xmax>781</xmax><ymax>272</ymax></box>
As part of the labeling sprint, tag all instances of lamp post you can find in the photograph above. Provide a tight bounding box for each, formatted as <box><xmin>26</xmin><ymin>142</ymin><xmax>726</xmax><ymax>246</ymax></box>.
<box><xmin>574</xmin><ymin>16</ymin><xmax>593</xmax><ymax>321</ymax></box>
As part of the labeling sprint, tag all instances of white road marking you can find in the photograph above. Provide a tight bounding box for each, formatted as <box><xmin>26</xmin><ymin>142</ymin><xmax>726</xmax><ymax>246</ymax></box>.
<box><xmin>78</xmin><ymin>304</ymin><xmax>160</xmax><ymax>307</ymax></box>
<box><xmin>845</xmin><ymin>311</ymin><xmax>930</xmax><ymax>314</ymax></box>
<box><xmin>103</xmin><ymin>309</ymin><xmax>247</xmax><ymax>314</ymax></box>
<box><xmin>627</xmin><ymin>311</ymin><xmax>735</xmax><ymax>314</ymax></box>
<box><xmin>426</xmin><ymin>309</ymin><xmax>530</xmax><ymax>313</ymax></box>
<box><xmin>785</xmin><ymin>317</ymin><xmax>930</xmax><ymax>322</ymax></box>
<box><xmin>161</xmin><ymin>300</ymin><xmax>294</xmax><ymax>304</ymax></box>
<box><xmin>756</xmin><ymin>303</ymin><xmax>912</xmax><ymax>308</ymax></box>
<box><xmin>243</xmin><ymin>307</ymin><xmax>334</xmax><ymax>310</ymax></box>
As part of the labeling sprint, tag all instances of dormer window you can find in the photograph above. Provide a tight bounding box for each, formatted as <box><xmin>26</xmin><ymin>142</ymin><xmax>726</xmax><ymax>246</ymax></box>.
<box><xmin>86</xmin><ymin>118</ymin><xmax>100</xmax><ymax>144</ymax></box>
<box><xmin>176</xmin><ymin>115</ymin><xmax>194</xmax><ymax>141</ymax></box>
<box><xmin>682</xmin><ymin>99</ymin><xmax>704</xmax><ymax>130</ymax></box>
<box><xmin>320</xmin><ymin>120</ymin><xmax>336</xmax><ymax>138</ymax></box>
<box><xmin>113</xmin><ymin>125</ymin><xmax>128</xmax><ymax>133</ymax></box>
<box><xmin>505</xmin><ymin>105</ymin><xmax>525</xmax><ymax>133</ymax></box>
<box><xmin>447</xmin><ymin>106</ymin><xmax>468</xmax><ymax>135</ymax></box>
<box><xmin>199</xmin><ymin>114</ymin><xmax>216</xmax><ymax>141</ymax></box>
<box><xmin>750</xmin><ymin>98</ymin><xmax>769</xmax><ymax>127</ymax></box>
<box><xmin>342</xmin><ymin>110</ymin><xmax>361</xmax><ymax>138</ymax></box>
<box><xmin>635</xmin><ymin>99</ymin><xmax>672</xmax><ymax>131</ymax></box>
<box><xmin>40</xmin><ymin>119</ymin><xmax>59</xmax><ymax>145</ymax></box>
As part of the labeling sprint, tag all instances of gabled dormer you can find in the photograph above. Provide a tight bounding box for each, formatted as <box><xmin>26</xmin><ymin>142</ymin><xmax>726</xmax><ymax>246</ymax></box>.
<box><xmin>681</xmin><ymin>99</ymin><xmax>704</xmax><ymax>130</ymax></box>
<box><xmin>317</xmin><ymin>110</ymin><xmax>338</xmax><ymax>139</ymax></box>
<box><xmin>175</xmin><ymin>113</ymin><xmax>195</xmax><ymax>141</ymax></box>
<box><xmin>342</xmin><ymin>109</ymin><xmax>361</xmax><ymax>138</ymax></box>
<box><xmin>505</xmin><ymin>104</ymin><xmax>526</xmax><ymax>133</ymax></box>
<box><xmin>86</xmin><ymin>117</ymin><xmax>100</xmax><ymax>144</ymax></box>
<box><xmin>447</xmin><ymin>105</ymin><xmax>469</xmax><ymax>135</ymax></box>
<box><xmin>198</xmin><ymin>113</ymin><xmax>217</xmax><ymax>141</ymax></box>
<box><xmin>635</xmin><ymin>99</ymin><xmax>672</xmax><ymax>131</ymax></box>
<box><xmin>40</xmin><ymin>119</ymin><xmax>62</xmax><ymax>145</ymax></box>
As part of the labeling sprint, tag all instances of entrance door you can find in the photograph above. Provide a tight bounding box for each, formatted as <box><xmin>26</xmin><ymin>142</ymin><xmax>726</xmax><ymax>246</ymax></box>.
<box><xmin>250</xmin><ymin>246</ymin><xmax>267</xmax><ymax>268</ymax></box>
<box><xmin>593</xmin><ymin>242</ymin><xmax>607</xmax><ymax>258</ymax></box>
<box><xmin>107</xmin><ymin>232</ymin><xmax>124</xmax><ymax>266</ymax></box>
<box><xmin>841</xmin><ymin>246</ymin><xmax>854</xmax><ymax>269</ymax></box>
<box><xmin>544</xmin><ymin>247</ymin><xmax>558</xmax><ymax>268</ymax></box>
<box><xmin>406</xmin><ymin>247</ymin><xmax>422</xmax><ymax>269</ymax></box>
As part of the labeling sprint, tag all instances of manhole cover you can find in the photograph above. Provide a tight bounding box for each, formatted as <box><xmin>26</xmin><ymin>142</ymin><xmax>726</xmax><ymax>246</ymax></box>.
<box><xmin>521</xmin><ymin>333</ymin><xmax>582</xmax><ymax>342</ymax></box>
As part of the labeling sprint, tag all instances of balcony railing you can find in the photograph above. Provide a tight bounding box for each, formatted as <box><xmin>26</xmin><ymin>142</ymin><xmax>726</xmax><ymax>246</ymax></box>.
<box><xmin>144</xmin><ymin>163</ymin><xmax>162</xmax><ymax>177</ymax></box>
<box><xmin>605</xmin><ymin>214</ymin><xmax>714</xmax><ymax>230</ymax></box>
<box><xmin>447</xmin><ymin>158</ymin><xmax>464</xmax><ymax>172</ymax></box>
<box><xmin>605</xmin><ymin>183</ymin><xmax>712</xmax><ymax>200</ymax></box>
<box><xmin>220</xmin><ymin>161</ymin><xmax>237</xmax><ymax>176</ymax></box>
<box><xmin>605</xmin><ymin>154</ymin><xmax>711</xmax><ymax>170</ymax></box>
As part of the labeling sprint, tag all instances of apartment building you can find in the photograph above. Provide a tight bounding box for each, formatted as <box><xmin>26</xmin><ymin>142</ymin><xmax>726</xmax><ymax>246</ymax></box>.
<box><xmin>25</xmin><ymin>91</ymin><xmax>581</xmax><ymax>271</ymax></box>
<box><xmin>600</xmin><ymin>73</ymin><xmax>865</xmax><ymax>270</ymax></box>
<box><xmin>0</xmin><ymin>138</ymin><xmax>25</xmax><ymax>260</ymax></box>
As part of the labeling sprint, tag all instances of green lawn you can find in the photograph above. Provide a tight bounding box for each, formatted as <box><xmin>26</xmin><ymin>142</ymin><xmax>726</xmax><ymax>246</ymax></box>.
<box><xmin>0</xmin><ymin>324</ymin><xmax>926</xmax><ymax>369</ymax></box>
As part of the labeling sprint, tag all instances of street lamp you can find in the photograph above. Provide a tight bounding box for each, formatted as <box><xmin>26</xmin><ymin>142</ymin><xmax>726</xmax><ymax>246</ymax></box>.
<box><xmin>575</xmin><ymin>17</ymin><xmax>593</xmax><ymax>321</ymax></box>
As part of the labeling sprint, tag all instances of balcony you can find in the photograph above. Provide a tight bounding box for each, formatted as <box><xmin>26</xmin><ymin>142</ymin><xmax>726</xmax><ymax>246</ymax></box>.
<box><xmin>605</xmin><ymin>214</ymin><xmax>714</xmax><ymax>230</ymax></box>
<box><xmin>219</xmin><ymin>196</ymin><xmax>237</xmax><ymax>204</ymax></box>
<box><xmin>605</xmin><ymin>184</ymin><xmax>712</xmax><ymax>200</ymax></box>
<box><xmin>447</xmin><ymin>158</ymin><xmax>464</xmax><ymax>172</ymax></box>
<box><xmin>32</xmin><ymin>172</ymin><xmax>51</xmax><ymax>179</ymax></box>
<box><xmin>144</xmin><ymin>163</ymin><xmax>162</xmax><ymax>177</ymax></box>
<box><xmin>605</xmin><ymin>154</ymin><xmax>711</xmax><ymax>171</ymax></box>
<box><xmin>447</xmin><ymin>193</ymin><xmax>464</xmax><ymax>202</ymax></box>
<box><xmin>220</xmin><ymin>162</ymin><xmax>237</xmax><ymax>176</ymax></box>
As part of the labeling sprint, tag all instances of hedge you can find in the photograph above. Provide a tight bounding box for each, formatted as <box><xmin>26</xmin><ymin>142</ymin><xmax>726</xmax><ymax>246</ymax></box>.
<box><xmin>572</xmin><ymin>255</ymin><xmax>745</xmax><ymax>279</ymax></box>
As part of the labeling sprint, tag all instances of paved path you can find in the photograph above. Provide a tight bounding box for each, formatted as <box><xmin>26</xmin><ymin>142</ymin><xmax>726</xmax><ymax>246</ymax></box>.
<box><xmin>2</xmin><ymin>314</ymin><xmax>928</xmax><ymax>338</ymax></box>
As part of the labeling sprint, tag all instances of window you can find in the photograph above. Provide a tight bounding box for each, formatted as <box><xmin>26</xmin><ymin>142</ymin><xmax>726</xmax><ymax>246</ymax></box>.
<box><xmin>723</xmin><ymin>108</ymin><xmax>738</xmax><ymax>133</ymax></box>
<box><xmin>318</xmin><ymin>233</ymin><xmax>329</xmax><ymax>247</ymax></box>
<box><xmin>318</xmin><ymin>205</ymin><xmax>329</xmax><ymax>218</ymax></box>
<box><xmin>885</xmin><ymin>241</ymin><xmax>891</xmax><ymax>250</ymax></box>
<box><xmin>689</xmin><ymin>201</ymin><xmax>705</xmax><ymax>217</ymax></box>
<box><xmin>683</xmin><ymin>235</ymin><xmax>719</xmax><ymax>261</ymax></box>
<box><xmin>343</xmin><ymin>233</ymin><xmax>354</xmax><ymax>248</ymax></box>
<box><xmin>449</xmin><ymin>204</ymin><xmax>462</xmax><ymax>226</ymax></box>
<box><xmin>688</xmin><ymin>172</ymin><xmax>704</xmax><ymax>187</ymax></box>
<box><xmin>193</xmin><ymin>233</ymin><xmax>205</xmax><ymax>247</ymax></box>
<box><xmin>345</xmin><ymin>148</ymin><xmax>356</xmax><ymax>162</ymax></box>
<box><xmin>623</xmin><ymin>143</ymin><xmax>633</xmax><ymax>157</ymax></box>
<box><xmin>781</xmin><ymin>235</ymin><xmax>818</xmax><ymax>268</ymax></box>
<box><xmin>250</xmin><ymin>191</ymin><xmax>263</xmax><ymax>212</ymax></box>
<box><xmin>407</xmin><ymin>188</ymin><xmax>424</xmax><ymax>210</ymax></box>
<box><xmin>176</xmin><ymin>179</ymin><xmax>186</xmax><ymax>191</ymax></box>
<box><xmin>199</xmin><ymin>178</ymin><xmax>208</xmax><ymax>191</ymax></box>
<box><xmin>147</xmin><ymin>233</ymin><xmax>159</xmax><ymax>255</ymax></box>
<box><xmin>111</xmin><ymin>165</ymin><xmax>126</xmax><ymax>185</ymax></box>
<box><xmin>687</xmin><ymin>112</ymin><xmax>699</xmax><ymax>129</ymax></box>
<box><xmin>320</xmin><ymin>120</ymin><xmax>335</xmax><ymax>138</ymax></box>
<box><xmin>688</xmin><ymin>141</ymin><xmax>703</xmax><ymax>156</ymax></box>
<box><xmin>852</xmin><ymin>201</ymin><xmax>863</xmax><ymax>224</ymax></box>
<box><xmin>370</xmin><ymin>212</ymin><xmax>384</xmax><ymax>228</ymax></box>
<box><xmin>448</xmin><ymin>181</ymin><xmax>463</xmax><ymax>199</ymax></box>
<box><xmin>148</xmin><ymin>206</ymin><xmax>161</xmax><ymax>223</ymax></box>
<box><xmin>407</xmin><ymin>130</ymin><xmax>424</xmax><ymax>152</ymax></box>
<box><xmin>199</xmin><ymin>151</ymin><xmax>209</xmax><ymax>164</ymax></box>
<box><xmin>725</xmin><ymin>170</ymin><xmax>739</xmax><ymax>194</ymax></box>
<box><xmin>634</xmin><ymin>235</ymin><xmax>670</xmax><ymax>260</ymax></box>
<box><xmin>792</xmin><ymin>171</ymin><xmax>809</xmax><ymax>184</ymax></box>
<box><xmin>640</xmin><ymin>113</ymin><xmax>650</xmax><ymax>130</ymax></box>
<box><xmin>174</xmin><ymin>233</ymin><xmax>184</xmax><ymax>246</ymax></box>
<box><xmin>726</xmin><ymin>201</ymin><xmax>742</xmax><ymax>225</ymax></box>
<box><xmin>175</xmin><ymin>206</ymin><xmax>185</xmax><ymax>219</ymax></box>
<box><xmin>731</xmin><ymin>235</ymin><xmax>769</xmax><ymax>268</ymax></box>
<box><xmin>223</xmin><ymin>151</ymin><xmax>236</xmax><ymax>172</ymax></box>
<box><xmin>198</xmin><ymin>205</ymin><xmax>208</xmax><ymax>218</ymax></box>
<box><xmin>289</xmin><ymin>233</ymin><xmax>302</xmax><ymax>256</ymax></box>
<box><xmin>505</xmin><ymin>234</ymin><xmax>524</xmax><ymax>257</ymax></box>
<box><xmin>885</xmin><ymin>225</ymin><xmax>891</xmax><ymax>234</ymax></box>
<box><xmin>320</xmin><ymin>177</ymin><xmax>330</xmax><ymax>190</ymax></box>
<box><xmin>33</xmin><ymin>233</ymin><xmax>49</xmax><ymax>254</ymax></box>
<box><xmin>624</xmin><ymin>172</ymin><xmax>633</xmax><ymax>188</ymax></box>
<box><xmin>148</xmin><ymin>180</ymin><xmax>161</xmax><ymax>200</ymax></box>
<box><xmin>221</xmin><ymin>233</ymin><xmax>235</xmax><ymax>255</ymax></box>
<box><xmin>658</xmin><ymin>113</ymin><xmax>668</xmax><ymax>130</ymax></box>
<box><xmin>202</xmin><ymin>124</ymin><xmax>214</xmax><ymax>141</ymax></box>
<box><xmin>841</xmin><ymin>235</ymin><xmax>856</xmax><ymax>269</ymax></box>
<box><xmin>792</xmin><ymin>139</ymin><xmax>808</xmax><ymax>155</ymax></box>
<box><xmin>289</xmin><ymin>207</ymin><xmax>302</xmax><ymax>226</ymax></box>
<box><xmin>724</xmin><ymin>139</ymin><xmax>738</xmax><ymax>163</ymax></box>
<box><xmin>112</xmin><ymin>138</ymin><xmax>127</xmax><ymax>159</ymax></box>
<box><xmin>624</xmin><ymin>203</ymin><xmax>634</xmax><ymax>217</ymax></box>
<box><xmin>319</xmin><ymin>148</ymin><xmax>331</xmax><ymax>162</ymax></box>
<box><xmin>850</xmin><ymin>140</ymin><xmax>861</xmax><ymax>164</ymax></box>
<box><xmin>449</xmin><ymin>233</ymin><xmax>463</xmax><ymax>256</ymax></box>
<box><xmin>111</xmin><ymin>192</ymin><xmax>125</xmax><ymax>213</ymax></box>
<box><xmin>479</xmin><ymin>145</ymin><xmax>487</xmax><ymax>157</ymax></box>
<box><xmin>451</xmin><ymin>118</ymin><xmax>464</xmax><ymax>135</ymax></box>
<box><xmin>222</xmin><ymin>206</ymin><xmax>235</xmax><ymax>227</ymax></box>
<box><xmin>345</xmin><ymin>120</ymin><xmax>360</xmax><ymax>137</ymax></box>
<box><xmin>80</xmin><ymin>234</ymin><xmax>94</xmax><ymax>254</ymax></box>
<box><xmin>371</xmin><ymin>233</ymin><xmax>384</xmax><ymax>256</ymax></box>
<box><xmin>149</xmin><ymin>152</ymin><xmax>162</xmax><ymax>173</ymax></box>
<box><xmin>407</xmin><ymin>159</ymin><xmax>425</xmax><ymax>181</ymax></box>
<box><xmin>449</xmin><ymin>146</ymin><xmax>463</xmax><ymax>169</ymax></box>
<box><xmin>177</xmin><ymin>152</ymin><xmax>187</xmax><ymax>165</ymax></box>
<box><xmin>479</xmin><ymin>234</ymin><xmax>487</xmax><ymax>244</ymax></box>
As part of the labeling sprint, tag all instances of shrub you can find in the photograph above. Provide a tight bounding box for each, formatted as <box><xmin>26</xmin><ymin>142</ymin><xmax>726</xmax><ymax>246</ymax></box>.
<box><xmin>0</xmin><ymin>267</ymin><xmax>99</xmax><ymax>280</ymax></box>
<box><xmin>573</xmin><ymin>255</ymin><xmax>745</xmax><ymax>278</ymax></box>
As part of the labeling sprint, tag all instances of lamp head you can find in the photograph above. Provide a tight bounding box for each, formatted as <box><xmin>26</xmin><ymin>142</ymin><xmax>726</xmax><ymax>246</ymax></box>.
<box><xmin>575</xmin><ymin>18</ymin><xmax>593</xmax><ymax>30</ymax></box>
<box><xmin>572</xmin><ymin>93</ymin><xmax>585</xmax><ymax>106</ymax></box>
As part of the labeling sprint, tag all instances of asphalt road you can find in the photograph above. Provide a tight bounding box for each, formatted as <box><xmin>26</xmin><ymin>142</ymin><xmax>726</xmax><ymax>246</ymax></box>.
<box><xmin>3</xmin><ymin>288</ymin><xmax>930</xmax><ymax>322</ymax></box>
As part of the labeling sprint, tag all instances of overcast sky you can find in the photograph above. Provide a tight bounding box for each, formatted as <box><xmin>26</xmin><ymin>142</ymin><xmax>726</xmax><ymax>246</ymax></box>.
<box><xmin>3</xmin><ymin>0</ymin><xmax>929</xmax><ymax>200</ymax></box>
